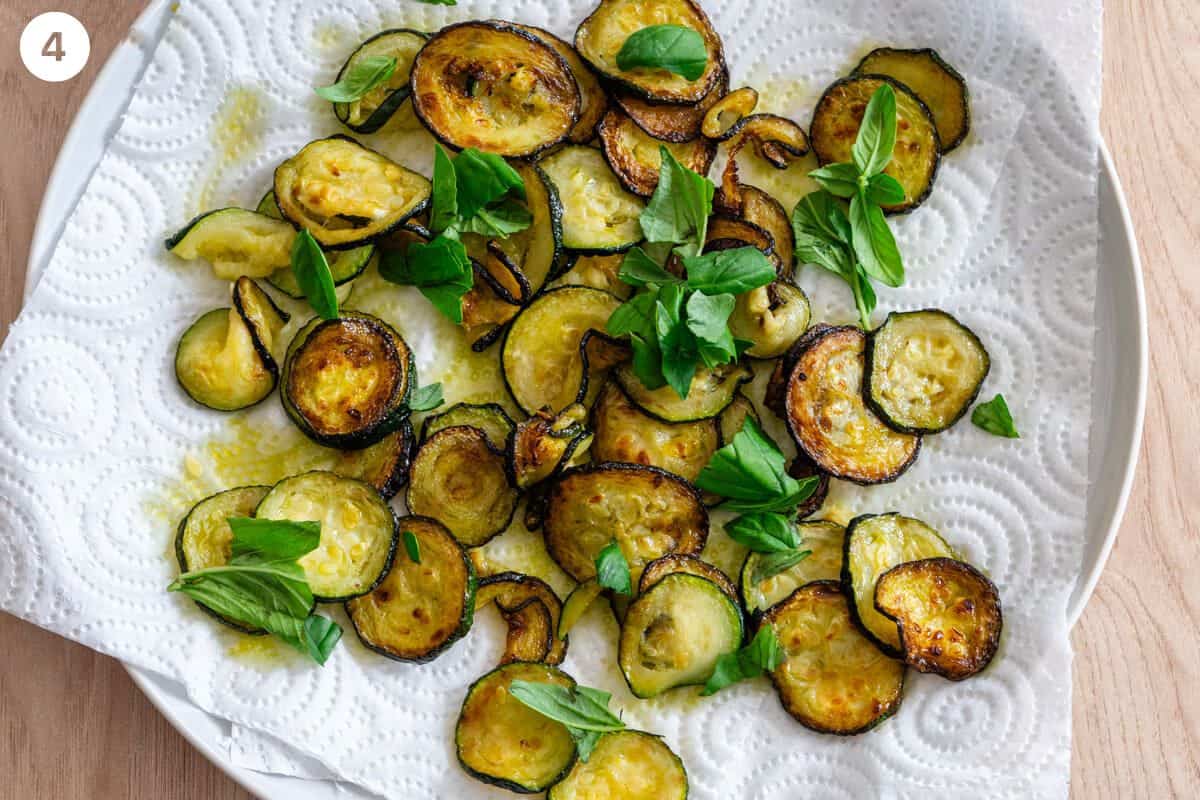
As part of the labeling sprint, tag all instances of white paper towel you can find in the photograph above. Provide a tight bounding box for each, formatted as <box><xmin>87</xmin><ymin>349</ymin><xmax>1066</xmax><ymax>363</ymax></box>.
<box><xmin>0</xmin><ymin>1</ymin><xmax>1100</xmax><ymax>797</ymax></box>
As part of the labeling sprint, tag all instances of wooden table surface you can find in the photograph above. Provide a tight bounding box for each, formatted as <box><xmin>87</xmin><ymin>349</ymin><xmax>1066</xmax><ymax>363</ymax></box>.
<box><xmin>1</xmin><ymin>1</ymin><xmax>1196</xmax><ymax>797</ymax></box>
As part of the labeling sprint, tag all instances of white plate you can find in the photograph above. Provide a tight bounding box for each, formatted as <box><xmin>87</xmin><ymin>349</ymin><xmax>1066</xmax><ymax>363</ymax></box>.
<box><xmin>25</xmin><ymin>2</ymin><xmax>1146</xmax><ymax>797</ymax></box>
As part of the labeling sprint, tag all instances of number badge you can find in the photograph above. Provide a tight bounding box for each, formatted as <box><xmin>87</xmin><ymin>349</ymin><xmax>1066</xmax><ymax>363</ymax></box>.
<box><xmin>20</xmin><ymin>12</ymin><xmax>90</xmax><ymax>82</ymax></box>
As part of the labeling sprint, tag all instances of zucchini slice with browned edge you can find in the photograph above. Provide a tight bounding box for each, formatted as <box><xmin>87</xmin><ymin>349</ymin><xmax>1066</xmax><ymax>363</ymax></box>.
<box><xmin>740</xmin><ymin>520</ymin><xmax>844</xmax><ymax>613</ymax></box>
<box><xmin>421</xmin><ymin>402</ymin><xmax>515</xmax><ymax>451</ymax></box>
<box><xmin>488</xmin><ymin>162</ymin><xmax>564</xmax><ymax>295</ymax></box>
<box><xmin>544</xmin><ymin>463</ymin><xmax>708</xmax><ymax>585</ymax></box>
<box><xmin>538</xmin><ymin>146</ymin><xmax>645</xmax><ymax>253</ymax></box>
<box><xmin>281</xmin><ymin>314</ymin><xmax>415</xmax><ymax>449</ymax></box>
<box><xmin>456</xmin><ymin>662</ymin><xmax>578</xmax><ymax>793</ymax></box>
<box><xmin>509</xmin><ymin>404</ymin><xmax>592</xmax><ymax>490</ymax></box>
<box><xmin>166</xmin><ymin>208</ymin><xmax>295</xmax><ymax>280</ymax></box>
<box><xmin>865</xmin><ymin>309</ymin><xmax>990</xmax><ymax>434</ymax></box>
<box><xmin>763</xmin><ymin>581</ymin><xmax>904</xmax><ymax>735</ymax></box>
<box><xmin>843</xmin><ymin>512</ymin><xmax>955</xmax><ymax>656</ymax></box>
<box><xmin>811</xmin><ymin>75</ymin><xmax>940</xmax><ymax>213</ymax></box>
<box><xmin>232</xmin><ymin>276</ymin><xmax>290</xmax><ymax>359</ymax></box>
<box><xmin>777</xmin><ymin>325</ymin><xmax>920</xmax><ymax>484</ymax></box>
<box><xmin>175</xmin><ymin>485</ymin><xmax>272</xmax><ymax>633</ymax></box>
<box><xmin>639</xmin><ymin>553</ymin><xmax>737</xmax><ymax>602</ymax></box>
<box><xmin>598</xmin><ymin>109</ymin><xmax>717</xmax><ymax>197</ymax></box>
<box><xmin>406</xmin><ymin>426</ymin><xmax>519</xmax><ymax>547</ymax></box>
<box><xmin>274</xmin><ymin>135</ymin><xmax>431</xmax><ymax>248</ymax></box>
<box><xmin>495</xmin><ymin>599</ymin><xmax>555</xmax><ymax>664</ymax></box>
<box><xmin>513</xmin><ymin>24</ymin><xmax>608</xmax><ymax>144</ymax></box>
<box><xmin>411</xmin><ymin>21</ymin><xmax>580</xmax><ymax>158</ymax></box>
<box><xmin>590</xmin><ymin>380</ymin><xmax>720</xmax><ymax>485</ymax></box>
<box><xmin>717</xmin><ymin>391</ymin><xmax>759</xmax><ymax>445</ymax></box>
<box><xmin>618</xmin><ymin>573</ymin><xmax>743</xmax><ymax>698</ymax></box>
<box><xmin>854</xmin><ymin>47</ymin><xmax>971</xmax><ymax>152</ymax></box>
<box><xmin>613</xmin><ymin>360</ymin><xmax>752</xmax><ymax>423</ymax></box>
<box><xmin>613</xmin><ymin>69</ymin><xmax>728</xmax><ymax>143</ymax></box>
<box><xmin>701</xmin><ymin>86</ymin><xmax>759</xmax><ymax>139</ymax></box>
<box><xmin>575</xmin><ymin>0</ymin><xmax>725</xmax><ymax>104</ymax></box>
<box><xmin>875</xmin><ymin>557</ymin><xmax>1001</xmax><ymax>680</ymax></box>
<box><xmin>551</xmin><ymin>253</ymin><xmax>634</xmax><ymax>299</ymax></box>
<box><xmin>476</xmin><ymin>571</ymin><xmax>569</xmax><ymax>665</ymax></box>
<box><xmin>548</xmin><ymin>729</ymin><xmax>688</xmax><ymax>800</ymax></box>
<box><xmin>330</xmin><ymin>29</ymin><xmax>428</xmax><ymax>134</ymax></box>
<box><xmin>346</xmin><ymin>515</ymin><xmax>475</xmax><ymax>662</ymax></box>
<box><xmin>256</xmin><ymin>471</ymin><xmax>398</xmax><ymax>602</ymax></box>
<box><xmin>740</xmin><ymin>185</ymin><xmax>794</xmax><ymax>274</ymax></box>
<box><xmin>256</xmin><ymin>190</ymin><xmax>374</xmax><ymax>297</ymax></box>
<box><xmin>461</xmin><ymin>255</ymin><xmax>524</xmax><ymax>351</ymax></box>
<box><xmin>332</xmin><ymin>422</ymin><xmax>415</xmax><ymax>500</ymax></box>
<box><xmin>728</xmin><ymin>283</ymin><xmax>810</xmax><ymax>359</ymax></box>
<box><xmin>557</xmin><ymin>578</ymin><xmax>603</xmax><ymax>639</ymax></box>
<box><xmin>175</xmin><ymin>307</ymin><xmax>278</xmax><ymax>412</ymax></box>
<box><xmin>787</xmin><ymin>452</ymin><xmax>829</xmax><ymax>520</ymax></box>
<box><xmin>501</xmin><ymin>286</ymin><xmax>624</xmax><ymax>415</ymax></box>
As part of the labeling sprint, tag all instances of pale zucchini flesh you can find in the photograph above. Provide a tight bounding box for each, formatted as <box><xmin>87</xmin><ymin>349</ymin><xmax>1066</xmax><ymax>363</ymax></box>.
<box><xmin>255</xmin><ymin>190</ymin><xmax>374</xmax><ymax>296</ymax></box>
<box><xmin>166</xmin><ymin>208</ymin><xmax>295</xmax><ymax>280</ymax></box>
<box><xmin>547</xmin><ymin>730</ymin><xmax>687</xmax><ymax>800</ymax></box>
<box><xmin>740</xmin><ymin>520</ymin><xmax>845</xmax><ymax>613</ymax></box>
<box><xmin>538</xmin><ymin>146</ymin><xmax>645</xmax><ymax>253</ymax></box>
<box><xmin>175</xmin><ymin>308</ymin><xmax>277</xmax><ymax>412</ymax></box>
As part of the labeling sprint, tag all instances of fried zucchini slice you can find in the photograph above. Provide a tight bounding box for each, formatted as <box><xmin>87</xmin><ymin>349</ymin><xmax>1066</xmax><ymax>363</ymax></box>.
<box><xmin>497</xmin><ymin>600</ymin><xmax>555</xmax><ymax>664</ymax></box>
<box><xmin>274</xmin><ymin>136</ymin><xmax>431</xmax><ymax>248</ymax></box>
<box><xmin>421</xmin><ymin>402</ymin><xmax>515</xmax><ymax>451</ymax></box>
<box><xmin>461</xmin><ymin>256</ymin><xmax>525</xmax><ymax>351</ymax></box>
<box><xmin>346</xmin><ymin>515</ymin><xmax>475</xmax><ymax>661</ymax></box>
<box><xmin>476</xmin><ymin>571</ymin><xmax>569</xmax><ymax>665</ymax></box>
<box><xmin>544</xmin><ymin>463</ymin><xmax>708</xmax><ymax>585</ymax></box>
<box><xmin>639</xmin><ymin>554</ymin><xmax>737</xmax><ymax>601</ymax></box>
<box><xmin>865</xmin><ymin>309</ymin><xmax>991</xmax><ymax>434</ymax></box>
<box><xmin>488</xmin><ymin>162</ymin><xmax>564</xmax><ymax>294</ymax></box>
<box><xmin>406</xmin><ymin>426</ymin><xmax>519</xmax><ymax>548</ymax></box>
<box><xmin>575</xmin><ymin>0</ymin><xmax>725</xmax><ymax>104</ymax></box>
<box><xmin>557</xmin><ymin>578</ymin><xmax>604</xmax><ymax>639</ymax></box>
<box><xmin>787</xmin><ymin>452</ymin><xmax>829</xmax><ymax>520</ymax></box>
<box><xmin>548</xmin><ymin>730</ymin><xmax>688</xmax><ymax>800</ymax></box>
<box><xmin>780</xmin><ymin>326</ymin><xmax>920</xmax><ymax>484</ymax></box>
<box><xmin>727</xmin><ymin>283</ymin><xmax>809</xmax><ymax>359</ymax></box>
<box><xmin>618</xmin><ymin>573</ymin><xmax>743</xmax><ymax>698</ymax></box>
<box><xmin>175</xmin><ymin>308</ymin><xmax>278</xmax><ymax>412</ymax></box>
<box><xmin>597</xmin><ymin>109</ymin><xmax>717</xmax><ymax>197</ymax></box>
<box><xmin>590</xmin><ymin>380</ymin><xmax>720</xmax><ymax>484</ymax></box>
<box><xmin>332</xmin><ymin>422</ymin><xmax>415</xmax><ymax>500</ymax></box>
<box><xmin>764</xmin><ymin>581</ymin><xmax>904</xmax><ymax>735</ymax></box>
<box><xmin>551</xmin><ymin>253</ymin><xmax>634</xmax><ymax>299</ymax></box>
<box><xmin>538</xmin><ymin>146</ymin><xmax>645</xmax><ymax>253</ymax></box>
<box><xmin>175</xmin><ymin>485</ymin><xmax>272</xmax><ymax>633</ymax></box>
<box><xmin>701</xmin><ymin>86</ymin><xmax>758</xmax><ymax>139</ymax></box>
<box><xmin>704</xmin><ymin>214</ymin><xmax>775</xmax><ymax>257</ymax></box>
<box><xmin>613</xmin><ymin>360</ymin><xmax>752</xmax><ymax>422</ymax></box>
<box><xmin>258</xmin><ymin>190</ymin><xmax>374</xmax><ymax>297</ymax></box>
<box><xmin>456</xmin><ymin>662</ymin><xmax>577</xmax><ymax>794</ymax></box>
<box><xmin>875</xmin><ymin>557</ymin><xmax>1001</xmax><ymax>680</ymax></box>
<box><xmin>281</xmin><ymin>314</ymin><xmax>414</xmax><ymax>449</ymax></box>
<box><xmin>810</xmin><ymin>75</ymin><xmax>940</xmax><ymax>213</ymax></box>
<box><xmin>256</xmin><ymin>471</ymin><xmax>398</xmax><ymax>601</ymax></box>
<box><xmin>501</xmin><ymin>286</ymin><xmax>624</xmax><ymax>414</ymax></box>
<box><xmin>509</xmin><ymin>404</ymin><xmax>592</xmax><ymax>490</ymax></box>
<box><xmin>739</xmin><ymin>520</ymin><xmax>844</xmax><ymax>613</ymax></box>
<box><xmin>165</xmin><ymin>208</ymin><xmax>295</xmax><ymax>280</ymax></box>
<box><xmin>613</xmin><ymin>69</ymin><xmax>728</xmax><ymax>143</ymax></box>
<box><xmin>740</xmin><ymin>185</ymin><xmax>794</xmax><ymax>273</ymax></box>
<box><xmin>717</xmin><ymin>391</ymin><xmax>759</xmax><ymax>444</ymax></box>
<box><xmin>330</xmin><ymin>29</ymin><xmax>427</xmax><ymax>134</ymax></box>
<box><xmin>729</xmin><ymin>114</ymin><xmax>810</xmax><ymax>164</ymax></box>
<box><xmin>854</xmin><ymin>47</ymin><xmax>971</xmax><ymax>152</ymax></box>
<box><xmin>411</xmin><ymin>21</ymin><xmax>580</xmax><ymax>157</ymax></box>
<box><xmin>843</xmin><ymin>512</ymin><xmax>955</xmax><ymax>656</ymax></box>
<box><xmin>513</xmin><ymin>24</ymin><xmax>608</xmax><ymax>144</ymax></box>
<box><xmin>232</xmin><ymin>276</ymin><xmax>289</xmax><ymax>356</ymax></box>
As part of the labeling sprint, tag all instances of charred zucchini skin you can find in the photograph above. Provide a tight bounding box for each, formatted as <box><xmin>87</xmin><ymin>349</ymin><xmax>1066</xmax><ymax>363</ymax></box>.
<box><xmin>477</xmin><ymin>571</ymin><xmax>569</xmax><ymax>665</ymax></box>
<box><xmin>231</xmin><ymin>276</ymin><xmax>290</xmax><ymax>370</ymax></box>
<box><xmin>547</xmin><ymin>729</ymin><xmax>688</xmax><ymax>800</ymax></box>
<box><xmin>507</xmin><ymin>404</ymin><xmax>592</xmax><ymax>490</ymax></box>
<box><xmin>331</xmin><ymin>29</ymin><xmax>428</xmax><ymax>134</ymax></box>
<box><xmin>613</xmin><ymin>69</ymin><xmax>729</xmax><ymax>143</ymax></box>
<box><xmin>638</xmin><ymin>554</ymin><xmax>738</xmax><ymax>602</ymax></box>
<box><xmin>853</xmin><ymin>47</ymin><xmax>971</xmax><ymax>152</ymax></box>
<box><xmin>421</xmin><ymin>402</ymin><xmax>516</xmax><ymax>451</ymax></box>
<box><xmin>787</xmin><ymin>453</ymin><xmax>829</xmax><ymax>520</ymax></box>
<box><xmin>332</xmin><ymin>421</ymin><xmax>415</xmax><ymax>500</ymax></box>
<box><xmin>597</xmin><ymin>108</ymin><xmax>717</xmax><ymax>197</ymax></box>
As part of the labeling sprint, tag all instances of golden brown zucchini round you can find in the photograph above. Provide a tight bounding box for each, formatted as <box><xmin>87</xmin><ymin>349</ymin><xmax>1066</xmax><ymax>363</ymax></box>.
<box><xmin>476</xmin><ymin>571</ymin><xmax>569</xmax><ymax>665</ymax></box>
<box><xmin>175</xmin><ymin>308</ymin><xmax>278</xmax><ymax>412</ymax></box>
<box><xmin>332</xmin><ymin>422</ymin><xmax>415</xmax><ymax>500</ymax></box>
<box><xmin>638</xmin><ymin>553</ymin><xmax>737</xmax><ymax>601</ymax></box>
<box><xmin>613</xmin><ymin>68</ymin><xmax>728</xmax><ymax>142</ymax></box>
<box><xmin>739</xmin><ymin>520</ymin><xmax>844</xmax><ymax>614</ymax></box>
<box><xmin>461</xmin><ymin>255</ymin><xmax>524</xmax><ymax>352</ymax></box>
<box><xmin>853</xmin><ymin>47</ymin><xmax>971</xmax><ymax>152</ymax></box>
<box><xmin>512</xmin><ymin>24</ymin><xmax>608</xmax><ymax>144</ymax></box>
<box><xmin>763</xmin><ymin>581</ymin><xmax>904</xmax><ymax>735</ymax></box>
<box><xmin>700</xmin><ymin>86</ymin><xmax>758</xmax><ymax>139</ymax></box>
<box><xmin>547</xmin><ymin>730</ymin><xmax>687</xmax><ymax>800</ymax></box>
<box><xmin>597</xmin><ymin>108</ymin><xmax>716</xmax><ymax>196</ymax></box>
<box><xmin>331</xmin><ymin>29</ymin><xmax>428</xmax><ymax>134</ymax></box>
<box><xmin>509</xmin><ymin>404</ymin><xmax>592</xmax><ymax>490</ymax></box>
<box><xmin>411</xmin><ymin>21</ymin><xmax>580</xmax><ymax>157</ymax></box>
<box><xmin>740</xmin><ymin>185</ymin><xmax>794</xmax><ymax>273</ymax></box>
<box><xmin>727</xmin><ymin>282</ymin><xmax>810</xmax><ymax>359</ymax></box>
<box><xmin>704</xmin><ymin>214</ymin><xmax>775</xmax><ymax>257</ymax></box>
<box><xmin>613</xmin><ymin>360</ymin><xmax>751</xmax><ymax>423</ymax></box>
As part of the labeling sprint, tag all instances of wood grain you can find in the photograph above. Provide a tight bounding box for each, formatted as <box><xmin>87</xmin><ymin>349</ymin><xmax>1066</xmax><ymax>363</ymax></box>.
<box><xmin>0</xmin><ymin>1</ymin><xmax>1196</xmax><ymax>798</ymax></box>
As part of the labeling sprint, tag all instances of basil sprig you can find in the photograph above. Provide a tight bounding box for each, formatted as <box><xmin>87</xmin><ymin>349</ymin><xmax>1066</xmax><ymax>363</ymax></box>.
<box><xmin>616</xmin><ymin>25</ymin><xmax>707</xmax><ymax>81</ymax></box>
<box><xmin>508</xmin><ymin>681</ymin><xmax>626</xmax><ymax>762</ymax></box>
<box><xmin>595</xmin><ymin>540</ymin><xmax>632</xmax><ymax>595</ymax></box>
<box><xmin>314</xmin><ymin>56</ymin><xmax>397</xmax><ymax>103</ymax></box>
<box><xmin>972</xmin><ymin>393</ymin><xmax>1019</xmax><ymax>438</ymax></box>
<box><xmin>702</xmin><ymin>625</ymin><xmax>786</xmax><ymax>695</ymax></box>
<box><xmin>290</xmin><ymin>229</ymin><xmax>339</xmax><ymax>321</ymax></box>
<box><xmin>168</xmin><ymin>517</ymin><xmax>342</xmax><ymax>665</ymax></box>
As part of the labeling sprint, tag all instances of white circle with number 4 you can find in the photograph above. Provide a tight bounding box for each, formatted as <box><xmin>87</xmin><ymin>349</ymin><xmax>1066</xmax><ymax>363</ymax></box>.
<box><xmin>20</xmin><ymin>12</ymin><xmax>90</xmax><ymax>82</ymax></box>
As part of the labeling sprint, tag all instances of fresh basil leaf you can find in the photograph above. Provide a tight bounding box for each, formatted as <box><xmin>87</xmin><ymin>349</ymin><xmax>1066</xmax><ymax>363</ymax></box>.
<box><xmin>402</xmin><ymin>530</ymin><xmax>421</xmax><ymax>563</ymax></box>
<box><xmin>972</xmin><ymin>394</ymin><xmax>1019</xmax><ymax>438</ymax></box>
<box><xmin>695</xmin><ymin>418</ymin><xmax>816</xmax><ymax>513</ymax></box>
<box><xmin>809</xmin><ymin>162</ymin><xmax>862</xmax><ymax>199</ymax></box>
<box><xmin>615</xmin><ymin>24</ymin><xmax>708</xmax><ymax>81</ymax></box>
<box><xmin>302</xmin><ymin>614</ymin><xmax>343</xmax><ymax>665</ymax></box>
<box><xmin>227</xmin><ymin>517</ymin><xmax>321</xmax><ymax>562</ymax></box>
<box><xmin>453</xmin><ymin>148</ymin><xmax>525</xmax><ymax>221</ymax></box>
<box><xmin>640</xmin><ymin>147</ymin><xmax>714</xmax><ymax>260</ymax></box>
<box><xmin>724</xmin><ymin>512</ymin><xmax>800</xmax><ymax>553</ymax></box>
<box><xmin>380</xmin><ymin>234</ymin><xmax>474</xmax><ymax>324</ymax></box>
<box><xmin>607</xmin><ymin>287</ymin><xmax>660</xmax><ymax>339</ymax></box>
<box><xmin>313</xmin><ymin>55</ymin><xmax>397</xmax><ymax>103</ymax></box>
<box><xmin>684</xmin><ymin>291</ymin><xmax>735</xmax><ymax>346</ymax></box>
<box><xmin>430</xmin><ymin>144</ymin><xmax>458</xmax><ymax>234</ymax></box>
<box><xmin>866</xmin><ymin>172</ymin><xmax>906</xmax><ymax>206</ymax></box>
<box><xmin>701</xmin><ymin>626</ymin><xmax>785</xmax><ymax>695</ymax></box>
<box><xmin>596</xmin><ymin>540</ymin><xmax>632</xmax><ymax>595</ymax></box>
<box><xmin>407</xmin><ymin>382</ymin><xmax>444</xmax><ymax>414</ymax></box>
<box><xmin>749</xmin><ymin>548</ymin><xmax>812</xmax><ymax>586</ymax></box>
<box><xmin>420</xmin><ymin>280</ymin><xmax>473</xmax><ymax>325</ymax></box>
<box><xmin>700</xmin><ymin>651</ymin><xmax>745</xmax><ymax>696</ymax></box>
<box><xmin>849</xmin><ymin>192</ymin><xmax>904</xmax><ymax>287</ymax></box>
<box><xmin>571</xmin><ymin>728</ymin><xmax>603</xmax><ymax>762</ymax></box>
<box><xmin>629</xmin><ymin>333</ymin><xmax>667</xmax><ymax>390</ymax></box>
<box><xmin>851</xmin><ymin>83</ymin><xmax>897</xmax><ymax>178</ymax></box>
<box><xmin>619</xmin><ymin>247</ymin><xmax>680</xmax><ymax>287</ymax></box>
<box><xmin>681</xmin><ymin>246</ymin><xmax>775</xmax><ymax>295</ymax></box>
<box><xmin>793</xmin><ymin>190</ymin><xmax>853</xmax><ymax>246</ymax></box>
<box><xmin>457</xmin><ymin>198</ymin><xmax>532</xmax><ymax>238</ymax></box>
<box><xmin>655</xmin><ymin>285</ymin><xmax>699</xmax><ymax>398</ymax></box>
<box><xmin>508</xmin><ymin>681</ymin><xmax>627</xmax><ymax>732</ymax></box>
<box><xmin>290</xmin><ymin>229</ymin><xmax>339</xmax><ymax>320</ymax></box>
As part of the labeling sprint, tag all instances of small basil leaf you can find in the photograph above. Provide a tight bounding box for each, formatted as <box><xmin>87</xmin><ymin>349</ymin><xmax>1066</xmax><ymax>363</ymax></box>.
<box><xmin>607</xmin><ymin>287</ymin><xmax>660</xmax><ymax>339</ymax></box>
<box><xmin>402</xmin><ymin>530</ymin><xmax>421</xmax><ymax>563</ymax></box>
<box><xmin>615</xmin><ymin>24</ymin><xmax>708</xmax><ymax>81</ymax></box>
<box><xmin>313</xmin><ymin>55</ymin><xmax>397</xmax><ymax>103</ymax></box>
<box><xmin>724</xmin><ymin>512</ymin><xmax>800</xmax><ymax>553</ymax></box>
<box><xmin>681</xmin><ymin>246</ymin><xmax>775</xmax><ymax>295</ymax></box>
<box><xmin>684</xmin><ymin>291</ymin><xmax>735</xmax><ymax>347</ymax></box>
<box><xmin>866</xmin><ymin>173</ymin><xmax>906</xmax><ymax>206</ymax></box>
<box><xmin>570</xmin><ymin>728</ymin><xmax>603</xmax><ymax>762</ymax></box>
<box><xmin>849</xmin><ymin>192</ymin><xmax>904</xmax><ymax>287</ymax></box>
<box><xmin>851</xmin><ymin>83</ymin><xmax>898</xmax><ymax>178</ymax></box>
<box><xmin>809</xmin><ymin>162</ymin><xmax>862</xmax><ymax>199</ymax></box>
<box><xmin>407</xmin><ymin>383</ymin><xmax>444</xmax><ymax>414</ymax></box>
<box><xmin>596</xmin><ymin>540</ymin><xmax>632</xmax><ymax>595</ymax></box>
<box><xmin>457</xmin><ymin>198</ymin><xmax>532</xmax><ymax>238</ymax></box>
<box><xmin>700</xmin><ymin>650</ymin><xmax>745</xmax><ymax>696</ymax></box>
<box><xmin>430</xmin><ymin>144</ymin><xmax>458</xmax><ymax>234</ymax></box>
<box><xmin>972</xmin><ymin>394</ymin><xmax>1020</xmax><ymax>438</ymax></box>
<box><xmin>640</xmin><ymin>146</ymin><xmax>714</xmax><ymax>260</ymax></box>
<box><xmin>508</xmin><ymin>681</ymin><xmax>627</xmax><ymax>732</ymax></box>
<box><xmin>619</xmin><ymin>247</ymin><xmax>680</xmax><ymax>287</ymax></box>
<box><xmin>629</xmin><ymin>333</ymin><xmax>667</xmax><ymax>390</ymax></box>
<box><xmin>749</xmin><ymin>548</ymin><xmax>812</xmax><ymax>586</ymax></box>
<box><xmin>302</xmin><ymin>614</ymin><xmax>343</xmax><ymax>665</ymax></box>
<box><xmin>290</xmin><ymin>229</ymin><xmax>339</xmax><ymax>320</ymax></box>
<box><xmin>701</xmin><ymin>627</ymin><xmax>785</xmax><ymax>695</ymax></box>
<box><xmin>453</xmin><ymin>148</ymin><xmax>525</xmax><ymax>221</ymax></box>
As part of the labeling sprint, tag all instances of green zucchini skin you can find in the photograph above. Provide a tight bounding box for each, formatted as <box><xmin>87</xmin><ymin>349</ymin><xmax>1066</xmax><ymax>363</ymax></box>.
<box><xmin>255</xmin><ymin>189</ymin><xmax>375</xmax><ymax>297</ymax></box>
<box><xmin>331</xmin><ymin>29</ymin><xmax>429</xmax><ymax>134</ymax></box>
<box><xmin>613</xmin><ymin>360</ymin><xmax>752</xmax><ymax>424</ymax></box>
<box><xmin>174</xmin><ymin>308</ymin><xmax>278</xmax><ymax>412</ymax></box>
<box><xmin>420</xmin><ymin>402</ymin><xmax>516</xmax><ymax>451</ymax></box>
<box><xmin>852</xmin><ymin>47</ymin><xmax>971</xmax><ymax>152</ymax></box>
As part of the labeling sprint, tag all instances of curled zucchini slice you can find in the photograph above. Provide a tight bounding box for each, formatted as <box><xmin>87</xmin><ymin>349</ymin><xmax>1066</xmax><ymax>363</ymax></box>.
<box><xmin>421</xmin><ymin>402</ymin><xmax>515</xmax><ymax>451</ymax></box>
<box><xmin>740</xmin><ymin>185</ymin><xmax>794</xmax><ymax>273</ymax></box>
<box><xmin>764</xmin><ymin>581</ymin><xmax>904</xmax><ymax>735</ymax></box>
<box><xmin>274</xmin><ymin>136</ymin><xmax>431</xmax><ymax>248</ymax></box>
<box><xmin>740</xmin><ymin>520</ymin><xmax>844</xmax><ymax>613</ymax></box>
<box><xmin>614</xmin><ymin>360</ymin><xmax>752</xmax><ymax>423</ymax></box>
<box><xmin>462</xmin><ymin>256</ymin><xmax>524</xmax><ymax>352</ymax></box>
<box><xmin>639</xmin><ymin>553</ymin><xmax>737</xmax><ymax>601</ymax></box>
<box><xmin>330</xmin><ymin>29</ymin><xmax>427</xmax><ymax>134</ymax></box>
<box><xmin>575</xmin><ymin>0</ymin><xmax>725</xmax><ymax>104</ymax></box>
<box><xmin>854</xmin><ymin>47</ymin><xmax>971</xmax><ymax>152</ymax></box>
<box><xmin>557</xmin><ymin>578</ymin><xmax>604</xmax><ymax>639</ymax></box>
<box><xmin>544</xmin><ymin>463</ymin><xmax>708</xmax><ymax>585</ymax></box>
<box><xmin>256</xmin><ymin>471</ymin><xmax>398</xmax><ymax>601</ymax></box>
<box><xmin>477</xmin><ymin>571</ymin><xmax>569</xmax><ymax>665</ymax></box>
<box><xmin>488</xmin><ymin>162</ymin><xmax>564</xmax><ymax>295</ymax></box>
<box><xmin>614</xmin><ymin>69</ymin><xmax>728</xmax><ymax>143</ymax></box>
<box><xmin>843</xmin><ymin>512</ymin><xmax>955</xmax><ymax>656</ymax></box>
<box><xmin>598</xmin><ymin>109</ymin><xmax>717</xmax><ymax>197</ymax></box>
<box><xmin>538</xmin><ymin>146</ymin><xmax>646</xmax><ymax>253</ymax></box>
<box><xmin>497</xmin><ymin>599</ymin><xmax>554</xmax><ymax>665</ymax></box>
<box><xmin>346</xmin><ymin>515</ymin><xmax>475</xmax><ymax>661</ymax></box>
<box><xmin>232</xmin><ymin>276</ymin><xmax>290</xmax><ymax>359</ymax></box>
<box><xmin>728</xmin><ymin>283</ymin><xmax>810</xmax><ymax>359</ymax></box>
<box><xmin>548</xmin><ymin>730</ymin><xmax>688</xmax><ymax>800</ymax></box>
<box><xmin>875</xmin><ymin>557</ymin><xmax>1001</xmax><ymax>680</ymax></box>
<box><xmin>551</xmin><ymin>253</ymin><xmax>634</xmax><ymax>299</ymax></box>
<box><xmin>501</xmin><ymin>286</ymin><xmax>624</xmax><ymax>415</ymax></box>
<box><xmin>332</xmin><ymin>422</ymin><xmax>415</xmax><ymax>500</ymax></box>
<box><xmin>281</xmin><ymin>314</ymin><xmax>414</xmax><ymax>449</ymax></box>
<box><xmin>701</xmin><ymin>86</ymin><xmax>758</xmax><ymax>139</ymax></box>
<box><xmin>865</xmin><ymin>309</ymin><xmax>990</xmax><ymax>434</ymax></box>
<box><xmin>175</xmin><ymin>485</ymin><xmax>272</xmax><ymax>633</ymax></box>
<box><xmin>590</xmin><ymin>380</ymin><xmax>720</xmax><ymax>485</ymax></box>
<box><xmin>456</xmin><ymin>662</ymin><xmax>578</xmax><ymax>794</ymax></box>
<box><xmin>618</xmin><ymin>573</ymin><xmax>743</xmax><ymax>698</ymax></box>
<box><xmin>411</xmin><ymin>21</ymin><xmax>580</xmax><ymax>157</ymax></box>
<box><xmin>717</xmin><ymin>391</ymin><xmax>759</xmax><ymax>445</ymax></box>
<box><xmin>705</xmin><ymin>214</ymin><xmax>775</xmax><ymax>256</ymax></box>
<box><xmin>258</xmin><ymin>190</ymin><xmax>374</xmax><ymax>297</ymax></box>
<box><xmin>406</xmin><ymin>426</ymin><xmax>519</xmax><ymax>548</ymax></box>
<box><xmin>811</xmin><ymin>75</ymin><xmax>940</xmax><ymax>213</ymax></box>
<box><xmin>787</xmin><ymin>452</ymin><xmax>829</xmax><ymax>520</ymax></box>
<box><xmin>166</xmin><ymin>208</ymin><xmax>294</xmax><ymax>280</ymax></box>
<box><xmin>175</xmin><ymin>308</ymin><xmax>278</xmax><ymax>412</ymax></box>
<box><xmin>779</xmin><ymin>326</ymin><xmax>920</xmax><ymax>484</ymax></box>
<box><xmin>513</xmin><ymin>24</ymin><xmax>608</xmax><ymax>144</ymax></box>
<box><xmin>727</xmin><ymin>114</ymin><xmax>810</xmax><ymax>165</ymax></box>
<box><xmin>509</xmin><ymin>404</ymin><xmax>592</xmax><ymax>490</ymax></box>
